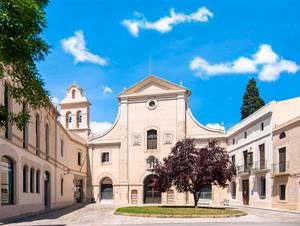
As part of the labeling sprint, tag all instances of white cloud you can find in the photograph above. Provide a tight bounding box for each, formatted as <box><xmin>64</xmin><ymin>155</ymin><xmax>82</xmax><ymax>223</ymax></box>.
<box><xmin>122</xmin><ymin>20</ymin><xmax>140</xmax><ymax>37</ymax></box>
<box><xmin>102</xmin><ymin>86</ymin><xmax>113</xmax><ymax>94</ymax></box>
<box><xmin>259</xmin><ymin>59</ymin><xmax>299</xmax><ymax>82</ymax></box>
<box><xmin>232</xmin><ymin>57</ymin><xmax>257</xmax><ymax>73</ymax></box>
<box><xmin>190</xmin><ymin>44</ymin><xmax>299</xmax><ymax>82</ymax></box>
<box><xmin>61</xmin><ymin>30</ymin><xmax>107</xmax><ymax>66</ymax></box>
<box><xmin>189</xmin><ymin>56</ymin><xmax>256</xmax><ymax>78</ymax></box>
<box><xmin>206</xmin><ymin>123</ymin><xmax>225</xmax><ymax>131</ymax></box>
<box><xmin>189</xmin><ymin>57</ymin><xmax>231</xmax><ymax>76</ymax></box>
<box><xmin>121</xmin><ymin>7</ymin><xmax>213</xmax><ymax>37</ymax></box>
<box><xmin>253</xmin><ymin>44</ymin><xmax>278</xmax><ymax>64</ymax></box>
<box><xmin>90</xmin><ymin>121</ymin><xmax>113</xmax><ymax>135</ymax></box>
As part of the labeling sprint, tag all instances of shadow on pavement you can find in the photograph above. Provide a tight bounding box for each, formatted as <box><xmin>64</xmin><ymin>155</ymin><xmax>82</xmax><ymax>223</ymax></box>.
<box><xmin>1</xmin><ymin>203</ymin><xmax>87</xmax><ymax>225</ymax></box>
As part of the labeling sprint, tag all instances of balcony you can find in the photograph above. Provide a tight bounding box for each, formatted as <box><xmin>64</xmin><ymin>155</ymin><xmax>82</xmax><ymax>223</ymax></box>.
<box><xmin>236</xmin><ymin>164</ymin><xmax>252</xmax><ymax>176</ymax></box>
<box><xmin>272</xmin><ymin>162</ymin><xmax>289</xmax><ymax>176</ymax></box>
<box><xmin>252</xmin><ymin>160</ymin><xmax>269</xmax><ymax>173</ymax></box>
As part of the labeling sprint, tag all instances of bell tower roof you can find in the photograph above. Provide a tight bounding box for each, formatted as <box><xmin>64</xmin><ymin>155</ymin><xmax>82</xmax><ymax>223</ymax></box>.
<box><xmin>60</xmin><ymin>83</ymin><xmax>91</xmax><ymax>106</ymax></box>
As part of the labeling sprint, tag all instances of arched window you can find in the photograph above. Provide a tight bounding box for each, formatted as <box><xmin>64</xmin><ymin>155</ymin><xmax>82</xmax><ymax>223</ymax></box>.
<box><xmin>1</xmin><ymin>156</ymin><xmax>14</xmax><ymax>205</ymax></box>
<box><xmin>66</xmin><ymin>111</ymin><xmax>72</xmax><ymax>129</ymax></box>
<box><xmin>279</xmin><ymin>132</ymin><xmax>286</xmax><ymax>139</ymax></box>
<box><xmin>36</xmin><ymin>170</ymin><xmax>40</xmax><ymax>193</ymax></box>
<box><xmin>61</xmin><ymin>178</ymin><xmax>64</xmax><ymax>196</ymax></box>
<box><xmin>30</xmin><ymin>168</ymin><xmax>35</xmax><ymax>193</ymax></box>
<box><xmin>44</xmin><ymin>171</ymin><xmax>50</xmax><ymax>207</ymax></box>
<box><xmin>45</xmin><ymin>124</ymin><xmax>49</xmax><ymax>160</ymax></box>
<box><xmin>35</xmin><ymin>114</ymin><xmax>40</xmax><ymax>155</ymax></box>
<box><xmin>22</xmin><ymin>103</ymin><xmax>28</xmax><ymax>149</ymax></box>
<box><xmin>147</xmin><ymin>129</ymin><xmax>157</xmax><ymax>149</ymax></box>
<box><xmin>146</xmin><ymin>156</ymin><xmax>158</xmax><ymax>169</ymax></box>
<box><xmin>61</xmin><ymin>139</ymin><xmax>64</xmax><ymax>157</ymax></box>
<box><xmin>4</xmin><ymin>84</ymin><xmax>11</xmax><ymax>139</ymax></box>
<box><xmin>76</xmin><ymin>111</ymin><xmax>83</xmax><ymax>128</ymax></box>
<box><xmin>77</xmin><ymin>152</ymin><xmax>81</xmax><ymax>166</ymax></box>
<box><xmin>72</xmin><ymin>89</ymin><xmax>76</xmax><ymax>99</ymax></box>
<box><xmin>23</xmin><ymin>165</ymin><xmax>28</xmax><ymax>193</ymax></box>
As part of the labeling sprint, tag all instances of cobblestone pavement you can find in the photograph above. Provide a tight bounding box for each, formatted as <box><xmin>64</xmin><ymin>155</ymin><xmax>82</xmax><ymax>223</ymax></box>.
<box><xmin>2</xmin><ymin>204</ymin><xmax>300</xmax><ymax>226</ymax></box>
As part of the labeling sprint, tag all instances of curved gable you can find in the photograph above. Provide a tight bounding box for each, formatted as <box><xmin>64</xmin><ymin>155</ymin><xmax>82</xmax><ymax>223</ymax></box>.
<box><xmin>88</xmin><ymin>106</ymin><xmax>121</xmax><ymax>143</ymax></box>
<box><xmin>186</xmin><ymin>108</ymin><xmax>225</xmax><ymax>138</ymax></box>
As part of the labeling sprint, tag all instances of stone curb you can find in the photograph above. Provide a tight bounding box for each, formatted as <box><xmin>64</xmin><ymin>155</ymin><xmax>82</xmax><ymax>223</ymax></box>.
<box><xmin>229</xmin><ymin>204</ymin><xmax>300</xmax><ymax>214</ymax></box>
<box><xmin>114</xmin><ymin>211</ymin><xmax>247</xmax><ymax>218</ymax></box>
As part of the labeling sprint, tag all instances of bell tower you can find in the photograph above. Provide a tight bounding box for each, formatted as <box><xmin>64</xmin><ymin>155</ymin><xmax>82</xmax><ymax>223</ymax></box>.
<box><xmin>60</xmin><ymin>82</ymin><xmax>91</xmax><ymax>139</ymax></box>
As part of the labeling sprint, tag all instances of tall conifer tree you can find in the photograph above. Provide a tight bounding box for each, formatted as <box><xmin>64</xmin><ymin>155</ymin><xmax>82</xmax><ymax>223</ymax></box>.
<box><xmin>240</xmin><ymin>78</ymin><xmax>265</xmax><ymax>120</ymax></box>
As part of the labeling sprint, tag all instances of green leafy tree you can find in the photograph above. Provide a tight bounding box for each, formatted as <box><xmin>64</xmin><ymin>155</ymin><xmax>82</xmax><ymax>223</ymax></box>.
<box><xmin>0</xmin><ymin>0</ymin><xmax>50</xmax><ymax>130</ymax></box>
<box><xmin>240</xmin><ymin>78</ymin><xmax>265</xmax><ymax>120</ymax></box>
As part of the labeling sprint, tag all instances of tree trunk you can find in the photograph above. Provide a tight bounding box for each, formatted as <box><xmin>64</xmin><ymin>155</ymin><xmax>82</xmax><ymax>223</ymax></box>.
<box><xmin>193</xmin><ymin>192</ymin><xmax>198</xmax><ymax>208</ymax></box>
<box><xmin>192</xmin><ymin>192</ymin><xmax>201</xmax><ymax>208</ymax></box>
<box><xmin>192</xmin><ymin>193</ymin><xmax>197</xmax><ymax>208</ymax></box>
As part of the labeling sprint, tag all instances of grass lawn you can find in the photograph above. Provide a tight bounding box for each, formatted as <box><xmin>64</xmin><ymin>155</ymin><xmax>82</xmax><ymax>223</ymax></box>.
<box><xmin>115</xmin><ymin>206</ymin><xmax>245</xmax><ymax>217</ymax></box>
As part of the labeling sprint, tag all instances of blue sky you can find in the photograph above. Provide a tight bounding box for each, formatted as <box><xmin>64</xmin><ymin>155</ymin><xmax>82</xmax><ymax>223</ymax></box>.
<box><xmin>38</xmin><ymin>0</ymin><xmax>300</xmax><ymax>133</ymax></box>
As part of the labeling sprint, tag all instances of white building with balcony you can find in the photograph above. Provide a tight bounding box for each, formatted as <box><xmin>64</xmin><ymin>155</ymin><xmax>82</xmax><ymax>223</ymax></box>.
<box><xmin>227</xmin><ymin>97</ymin><xmax>300</xmax><ymax>209</ymax></box>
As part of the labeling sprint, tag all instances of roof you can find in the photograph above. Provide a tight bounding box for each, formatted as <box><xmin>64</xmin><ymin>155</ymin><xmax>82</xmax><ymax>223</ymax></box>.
<box><xmin>118</xmin><ymin>75</ymin><xmax>190</xmax><ymax>97</ymax></box>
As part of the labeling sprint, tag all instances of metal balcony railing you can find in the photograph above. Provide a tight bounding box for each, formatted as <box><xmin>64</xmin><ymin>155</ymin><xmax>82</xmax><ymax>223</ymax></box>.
<box><xmin>252</xmin><ymin>160</ymin><xmax>268</xmax><ymax>172</ymax></box>
<box><xmin>272</xmin><ymin>162</ymin><xmax>289</xmax><ymax>174</ymax></box>
<box><xmin>236</xmin><ymin>164</ymin><xmax>253</xmax><ymax>174</ymax></box>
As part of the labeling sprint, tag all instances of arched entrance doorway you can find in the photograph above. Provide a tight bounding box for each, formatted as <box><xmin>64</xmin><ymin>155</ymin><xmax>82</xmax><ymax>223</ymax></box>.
<box><xmin>143</xmin><ymin>174</ymin><xmax>161</xmax><ymax>204</ymax></box>
<box><xmin>100</xmin><ymin>177</ymin><xmax>113</xmax><ymax>201</ymax></box>
<box><xmin>44</xmin><ymin>171</ymin><xmax>50</xmax><ymax>208</ymax></box>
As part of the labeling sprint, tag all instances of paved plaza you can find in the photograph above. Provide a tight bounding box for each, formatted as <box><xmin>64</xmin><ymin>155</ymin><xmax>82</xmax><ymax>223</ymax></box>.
<box><xmin>2</xmin><ymin>204</ymin><xmax>300</xmax><ymax>226</ymax></box>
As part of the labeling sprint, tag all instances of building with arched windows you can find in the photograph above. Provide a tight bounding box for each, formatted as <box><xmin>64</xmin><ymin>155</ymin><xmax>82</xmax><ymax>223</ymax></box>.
<box><xmin>0</xmin><ymin>79</ymin><xmax>89</xmax><ymax>220</ymax></box>
<box><xmin>1</xmin><ymin>75</ymin><xmax>300</xmax><ymax>220</ymax></box>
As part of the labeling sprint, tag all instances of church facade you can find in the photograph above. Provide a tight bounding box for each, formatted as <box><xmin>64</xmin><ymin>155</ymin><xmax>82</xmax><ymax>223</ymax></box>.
<box><xmin>87</xmin><ymin>76</ymin><xmax>227</xmax><ymax>205</ymax></box>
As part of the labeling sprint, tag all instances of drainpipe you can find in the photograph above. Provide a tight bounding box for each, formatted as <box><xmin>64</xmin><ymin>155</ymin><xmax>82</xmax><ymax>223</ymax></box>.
<box><xmin>127</xmin><ymin>100</ymin><xmax>130</xmax><ymax>204</ymax></box>
<box><xmin>54</xmin><ymin>111</ymin><xmax>58</xmax><ymax>207</ymax></box>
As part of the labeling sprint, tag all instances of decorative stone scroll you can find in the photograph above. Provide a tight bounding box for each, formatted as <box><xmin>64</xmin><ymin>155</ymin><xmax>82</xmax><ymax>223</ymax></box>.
<box><xmin>163</xmin><ymin>131</ymin><xmax>173</xmax><ymax>144</ymax></box>
<box><xmin>132</xmin><ymin>133</ymin><xmax>142</xmax><ymax>146</ymax></box>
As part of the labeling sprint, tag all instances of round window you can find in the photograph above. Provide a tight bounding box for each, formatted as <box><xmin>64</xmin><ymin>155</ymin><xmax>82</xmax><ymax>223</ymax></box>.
<box><xmin>147</xmin><ymin>99</ymin><xmax>157</xmax><ymax>110</ymax></box>
<box><xmin>149</xmin><ymin>101</ymin><xmax>155</xmax><ymax>107</ymax></box>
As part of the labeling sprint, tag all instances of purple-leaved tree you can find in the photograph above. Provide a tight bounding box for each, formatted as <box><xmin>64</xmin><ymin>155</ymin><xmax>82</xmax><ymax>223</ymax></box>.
<box><xmin>154</xmin><ymin>138</ymin><xmax>234</xmax><ymax>207</ymax></box>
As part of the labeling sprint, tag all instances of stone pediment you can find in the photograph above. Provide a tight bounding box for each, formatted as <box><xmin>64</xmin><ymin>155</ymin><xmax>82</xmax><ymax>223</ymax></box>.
<box><xmin>135</xmin><ymin>83</ymin><xmax>168</xmax><ymax>93</ymax></box>
<box><xmin>119</xmin><ymin>75</ymin><xmax>188</xmax><ymax>96</ymax></box>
